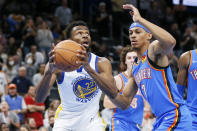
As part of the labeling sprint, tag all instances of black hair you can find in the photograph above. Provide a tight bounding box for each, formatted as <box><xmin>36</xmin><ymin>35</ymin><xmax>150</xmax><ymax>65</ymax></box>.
<box><xmin>64</xmin><ymin>20</ymin><xmax>88</xmax><ymax>39</ymax></box>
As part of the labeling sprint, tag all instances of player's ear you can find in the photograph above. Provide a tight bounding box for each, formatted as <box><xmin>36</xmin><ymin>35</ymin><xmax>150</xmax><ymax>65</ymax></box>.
<box><xmin>147</xmin><ymin>33</ymin><xmax>152</xmax><ymax>40</ymax></box>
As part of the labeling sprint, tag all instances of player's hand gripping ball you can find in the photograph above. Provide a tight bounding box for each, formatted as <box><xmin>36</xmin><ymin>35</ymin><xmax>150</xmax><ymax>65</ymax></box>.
<box><xmin>54</xmin><ymin>40</ymin><xmax>83</xmax><ymax>72</ymax></box>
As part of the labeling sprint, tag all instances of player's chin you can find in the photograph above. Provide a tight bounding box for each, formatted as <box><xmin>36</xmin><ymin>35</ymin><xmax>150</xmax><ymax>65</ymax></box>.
<box><xmin>131</xmin><ymin>44</ymin><xmax>139</xmax><ymax>49</ymax></box>
<box><xmin>83</xmin><ymin>45</ymin><xmax>89</xmax><ymax>51</ymax></box>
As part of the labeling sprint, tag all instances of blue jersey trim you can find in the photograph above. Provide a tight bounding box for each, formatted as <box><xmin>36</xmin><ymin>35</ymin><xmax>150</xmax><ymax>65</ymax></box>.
<box><xmin>95</xmin><ymin>56</ymin><xmax>99</xmax><ymax>72</ymax></box>
<box><xmin>89</xmin><ymin>52</ymin><xmax>92</xmax><ymax>63</ymax></box>
<box><xmin>58</xmin><ymin>72</ymin><xmax>64</xmax><ymax>84</ymax></box>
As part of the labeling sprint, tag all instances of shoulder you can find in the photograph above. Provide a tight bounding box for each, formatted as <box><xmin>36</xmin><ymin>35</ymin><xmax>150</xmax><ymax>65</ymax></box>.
<box><xmin>114</xmin><ymin>74</ymin><xmax>123</xmax><ymax>90</ymax></box>
<box><xmin>97</xmin><ymin>57</ymin><xmax>112</xmax><ymax>73</ymax></box>
<box><xmin>114</xmin><ymin>74</ymin><xmax>122</xmax><ymax>85</ymax></box>
<box><xmin>97</xmin><ymin>57</ymin><xmax>111</xmax><ymax>67</ymax></box>
<box><xmin>178</xmin><ymin>51</ymin><xmax>190</xmax><ymax>68</ymax></box>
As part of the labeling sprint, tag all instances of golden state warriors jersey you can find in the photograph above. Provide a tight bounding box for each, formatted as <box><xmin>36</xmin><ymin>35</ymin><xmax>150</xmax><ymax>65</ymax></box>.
<box><xmin>55</xmin><ymin>53</ymin><xmax>103</xmax><ymax>129</ymax></box>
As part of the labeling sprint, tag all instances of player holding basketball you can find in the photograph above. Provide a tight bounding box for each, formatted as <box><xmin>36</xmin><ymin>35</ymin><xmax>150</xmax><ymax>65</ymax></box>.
<box><xmin>177</xmin><ymin>49</ymin><xmax>197</xmax><ymax>130</ymax></box>
<box><xmin>77</xmin><ymin>4</ymin><xmax>193</xmax><ymax>130</ymax></box>
<box><xmin>103</xmin><ymin>46</ymin><xmax>144</xmax><ymax>131</ymax></box>
<box><xmin>35</xmin><ymin>21</ymin><xmax>118</xmax><ymax>130</ymax></box>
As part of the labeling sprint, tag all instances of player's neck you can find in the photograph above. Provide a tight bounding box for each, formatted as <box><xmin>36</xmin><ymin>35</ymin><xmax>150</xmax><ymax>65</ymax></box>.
<box><xmin>137</xmin><ymin>43</ymin><xmax>149</xmax><ymax>59</ymax></box>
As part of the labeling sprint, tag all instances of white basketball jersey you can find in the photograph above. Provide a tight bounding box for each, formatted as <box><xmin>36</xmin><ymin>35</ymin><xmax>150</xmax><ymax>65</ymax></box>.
<box><xmin>0</xmin><ymin>71</ymin><xmax>8</xmax><ymax>95</ymax></box>
<box><xmin>55</xmin><ymin>53</ymin><xmax>103</xmax><ymax>129</ymax></box>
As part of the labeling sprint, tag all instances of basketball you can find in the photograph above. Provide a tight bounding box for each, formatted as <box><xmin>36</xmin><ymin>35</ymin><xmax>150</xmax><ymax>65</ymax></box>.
<box><xmin>54</xmin><ymin>40</ymin><xmax>83</xmax><ymax>72</ymax></box>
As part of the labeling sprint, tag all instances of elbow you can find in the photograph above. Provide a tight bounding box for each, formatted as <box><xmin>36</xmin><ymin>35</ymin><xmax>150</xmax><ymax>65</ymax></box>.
<box><xmin>169</xmin><ymin>38</ymin><xmax>176</xmax><ymax>48</ymax></box>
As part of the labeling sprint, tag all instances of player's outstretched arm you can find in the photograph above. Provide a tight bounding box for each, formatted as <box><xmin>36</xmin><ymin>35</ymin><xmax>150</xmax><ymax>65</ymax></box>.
<box><xmin>111</xmin><ymin>76</ymin><xmax>138</xmax><ymax>110</ymax></box>
<box><xmin>123</xmin><ymin>4</ymin><xmax>176</xmax><ymax>55</ymax></box>
<box><xmin>76</xmin><ymin>48</ymin><xmax>137</xmax><ymax>109</ymax></box>
<box><xmin>35</xmin><ymin>63</ymin><xmax>57</xmax><ymax>103</ymax></box>
<box><xmin>176</xmin><ymin>51</ymin><xmax>190</xmax><ymax>96</ymax></box>
<box><xmin>35</xmin><ymin>44</ymin><xmax>59</xmax><ymax>103</ymax></box>
<box><xmin>84</xmin><ymin>57</ymin><xmax>118</xmax><ymax>99</ymax></box>
<box><xmin>103</xmin><ymin>75</ymin><xmax>123</xmax><ymax>109</ymax></box>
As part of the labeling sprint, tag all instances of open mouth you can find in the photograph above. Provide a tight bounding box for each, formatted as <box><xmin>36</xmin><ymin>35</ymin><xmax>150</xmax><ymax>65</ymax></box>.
<box><xmin>82</xmin><ymin>42</ymin><xmax>89</xmax><ymax>47</ymax></box>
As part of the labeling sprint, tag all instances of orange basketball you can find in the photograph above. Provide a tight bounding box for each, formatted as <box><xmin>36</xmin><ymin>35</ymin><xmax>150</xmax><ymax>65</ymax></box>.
<box><xmin>54</xmin><ymin>40</ymin><xmax>83</xmax><ymax>72</ymax></box>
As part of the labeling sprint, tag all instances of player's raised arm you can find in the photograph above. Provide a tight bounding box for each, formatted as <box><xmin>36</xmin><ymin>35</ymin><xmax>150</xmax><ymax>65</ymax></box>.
<box><xmin>123</xmin><ymin>4</ymin><xmax>176</xmax><ymax>55</ymax></box>
<box><xmin>35</xmin><ymin>44</ymin><xmax>59</xmax><ymax>103</ymax></box>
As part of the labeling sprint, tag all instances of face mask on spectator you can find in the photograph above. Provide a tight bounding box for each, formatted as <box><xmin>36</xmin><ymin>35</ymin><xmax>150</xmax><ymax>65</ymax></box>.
<box><xmin>9</xmin><ymin>60</ymin><xmax>14</xmax><ymax>66</ymax></box>
<box><xmin>26</xmin><ymin>58</ymin><xmax>33</xmax><ymax>65</ymax></box>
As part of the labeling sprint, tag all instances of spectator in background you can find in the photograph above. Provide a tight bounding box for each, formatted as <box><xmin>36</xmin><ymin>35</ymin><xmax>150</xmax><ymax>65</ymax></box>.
<box><xmin>43</xmin><ymin>99</ymin><xmax>59</xmax><ymax>128</ymax></box>
<box><xmin>0</xmin><ymin>58</ymin><xmax>8</xmax><ymax>99</ymax></box>
<box><xmin>51</xmin><ymin>24</ymin><xmax>62</xmax><ymax>41</ymax></box>
<box><xmin>3</xmin><ymin>56</ymin><xmax>18</xmax><ymax>82</ymax></box>
<box><xmin>95</xmin><ymin>2</ymin><xmax>112</xmax><ymax>38</ymax></box>
<box><xmin>6</xmin><ymin>37</ymin><xmax>20</xmax><ymax>56</ymax></box>
<box><xmin>0</xmin><ymin>101</ymin><xmax>20</xmax><ymax>131</ymax></box>
<box><xmin>169</xmin><ymin>23</ymin><xmax>181</xmax><ymax>53</ymax></box>
<box><xmin>32</xmin><ymin>63</ymin><xmax>45</xmax><ymax>86</ymax></box>
<box><xmin>146</xmin><ymin>1</ymin><xmax>164</xmax><ymax>26</ymax></box>
<box><xmin>25</xmin><ymin>54</ymin><xmax>37</xmax><ymax>79</ymax></box>
<box><xmin>24</xmin><ymin>86</ymin><xmax>45</xmax><ymax>129</ymax></box>
<box><xmin>19</xmin><ymin>124</ymin><xmax>31</xmax><ymax>131</ymax></box>
<box><xmin>35</xmin><ymin>21</ymin><xmax>53</xmax><ymax>59</ymax></box>
<box><xmin>191</xmin><ymin>23</ymin><xmax>197</xmax><ymax>49</ymax></box>
<box><xmin>22</xmin><ymin>17</ymin><xmax>37</xmax><ymax>56</ymax></box>
<box><xmin>0</xmin><ymin>44</ymin><xmax>8</xmax><ymax>63</ymax></box>
<box><xmin>12</xmin><ymin>66</ymin><xmax>33</xmax><ymax>96</ymax></box>
<box><xmin>54</xmin><ymin>0</ymin><xmax>72</xmax><ymax>28</ymax></box>
<box><xmin>25</xmin><ymin>45</ymin><xmax>45</xmax><ymax>67</ymax></box>
<box><xmin>0</xmin><ymin>123</ymin><xmax>9</xmax><ymax>131</ymax></box>
<box><xmin>3</xmin><ymin>84</ymin><xmax>27</xmax><ymax>124</ymax></box>
<box><xmin>0</xmin><ymin>28</ymin><xmax>7</xmax><ymax>48</ymax></box>
<box><xmin>26</xmin><ymin>118</ymin><xmax>38</xmax><ymax>131</ymax></box>
<box><xmin>48</xmin><ymin>115</ymin><xmax>54</xmax><ymax>131</ymax></box>
<box><xmin>164</xmin><ymin>7</ymin><xmax>175</xmax><ymax>28</ymax></box>
<box><xmin>180</xmin><ymin>26</ymin><xmax>195</xmax><ymax>53</ymax></box>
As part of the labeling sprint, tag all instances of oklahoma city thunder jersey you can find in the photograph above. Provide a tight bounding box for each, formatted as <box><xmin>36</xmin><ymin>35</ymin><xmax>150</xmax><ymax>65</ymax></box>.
<box><xmin>110</xmin><ymin>72</ymin><xmax>144</xmax><ymax>131</ymax></box>
<box><xmin>55</xmin><ymin>53</ymin><xmax>103</xmax><ymax>129</ymax></box>
<box><xmin>132</xmin><ymin>50</ymin><xmax>185</xmax><ymax>118</ymax></box>
<box><xmin>187</xmin><ymin>49</ymin><xmax>197</xmax><ymax>115</ymax></box>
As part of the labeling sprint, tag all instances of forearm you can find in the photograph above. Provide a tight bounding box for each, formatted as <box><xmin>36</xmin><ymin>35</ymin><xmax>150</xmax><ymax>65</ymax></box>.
<box><xmin>103</xmin><ymin>96</ymin><xmax>117</xmax><ymax>109</ymax></box>
<box><xmin>139</xmin><ymin>18</ymin><xmax>176</xmax><ymax>48</ymax></box>
<box><xmin>111</xmin><ymin>94</ymin><xmax>131</xmax><ymax>110</ymax></box>
<box><xmin>35</xmin><ymin>71</ymin><xmax>52</xmax><ymax>103</ymax></box>
<box><xmin>34</xmin><ymin>105</ymin><xmax>45</xmax><ymax>112</ymax></box>
<box><xmin>84</xmin><ymin>65</ymin><xmax>118</xmax><ymax>99</ymax></box>
<box><xmin>11</xmin><ymin>122</ymin><xmax>20</xmax><ymax>128</ymax></box>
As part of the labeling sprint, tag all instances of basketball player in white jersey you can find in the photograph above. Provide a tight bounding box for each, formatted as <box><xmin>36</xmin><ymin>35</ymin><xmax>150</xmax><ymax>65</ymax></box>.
<box><xmin>35</xmin><ymin>21</ymin><xmax>117</xmax><ymax>131</ymax></box>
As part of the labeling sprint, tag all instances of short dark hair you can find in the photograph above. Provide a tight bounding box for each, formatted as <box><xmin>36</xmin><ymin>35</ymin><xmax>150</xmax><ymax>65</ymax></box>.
<box><xmin>65</xmin><ymin>21</ymin><xmax>88</xmax><ymax>39</ymax></box>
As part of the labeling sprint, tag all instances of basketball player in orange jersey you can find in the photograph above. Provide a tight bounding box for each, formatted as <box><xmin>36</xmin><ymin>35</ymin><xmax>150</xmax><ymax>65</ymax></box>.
<box><xmin>35</xmin><ymin>21</ymin><xmax>117</xmax><ymax>130</ymax></box>
<box><xmin>177</xmin><ymin>49</ymin><xmax>197</xmax><ymax>130</ymax></box>
<box><xmin>76</xmin><ymin>4</ymin><xmax>193</xmax><ymax>130</ymax></box>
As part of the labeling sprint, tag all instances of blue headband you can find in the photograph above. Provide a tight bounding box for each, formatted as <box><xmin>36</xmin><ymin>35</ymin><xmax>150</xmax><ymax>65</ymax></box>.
<box><xmin>129</xmin><ymin>22</ymin><xmax>150</xmax><ymax>33</ymax></box>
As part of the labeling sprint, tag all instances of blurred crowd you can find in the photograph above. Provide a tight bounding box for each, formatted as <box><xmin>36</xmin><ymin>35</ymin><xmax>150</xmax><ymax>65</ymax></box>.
<box><xmin>0</xmin><ymin>0</ymin><xmax>196</xmax><ymax>130</ymax></box>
